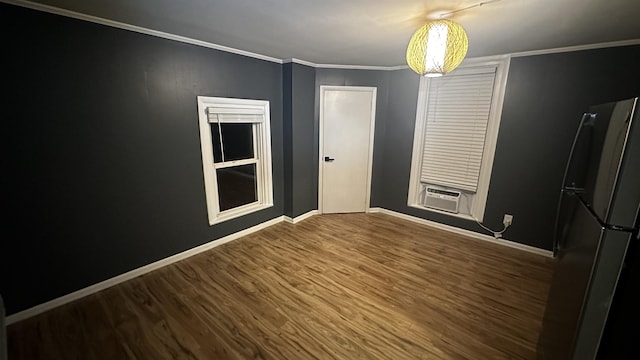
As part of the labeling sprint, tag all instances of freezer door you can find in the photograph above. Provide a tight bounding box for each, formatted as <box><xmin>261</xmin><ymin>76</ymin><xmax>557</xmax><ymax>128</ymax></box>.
<box><xmin>540</xmin><ymin>195</ymin><xmax>604</xmax><ymax>359</ymax></box>
<box><xmin>540</xmin><ymin>197</ymin><xmax>631</xmax><ymax>359</ymax></box>
<box><xmin>553</xmin><ymin>189</ymin><xmax>580</xmax><ymax>255</ymax></box>
<box><xmin>560</xmin><ymin>98</ymin><xmax>638</xmax><ymax>228</ymax></box>
<box><xmin>573</xmin><ymin>228</ymin><xmax>631</xmax><ymax>359</ymax></box>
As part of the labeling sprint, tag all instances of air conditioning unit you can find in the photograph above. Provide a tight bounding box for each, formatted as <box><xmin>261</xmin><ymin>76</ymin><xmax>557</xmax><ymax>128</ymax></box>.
<box><xmin>424</xmin><ymin>186</ymin><xmax>460</xmax><ymax>213</ymax></box>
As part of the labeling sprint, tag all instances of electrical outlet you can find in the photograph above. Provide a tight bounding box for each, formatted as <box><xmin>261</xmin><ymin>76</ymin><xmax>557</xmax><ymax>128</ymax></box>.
<box><xmin>503</xmin><ymin>214</ymin><xmax>513</xmax><ymax>227</ymax></box>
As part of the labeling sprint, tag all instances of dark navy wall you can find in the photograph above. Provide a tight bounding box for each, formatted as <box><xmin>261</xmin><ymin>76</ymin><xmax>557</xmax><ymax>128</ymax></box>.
<box><xmin>314</xmin><ymin>69</ymin><xmax>391</xmax><ymax>208</ymax></box>
<box><xmin>484</xmin><ymin>45</ymin><xmax>640</xmax><ymax>249</ymax></box>
<box><xmin>376</xmin><ymin>69</ymin><xmax>421</xmax><ymax>209</ymax></box>
<box><xmin>377</xmin><ymin>45</ymin><xmax>640</xmax><ymax>250</ymax></box>
<box><xmin>283</xmin><ymin>64</ymin><xmax>294</xmax><ymax>216</ymax></box>
<box><xmin>1</xmin><ymin>3</ymin><xmax>284</xmax><ymax>315</ymax></box>
<box><xmin>283</xmin><ymin>63</ymin><xmax>316</xmax><ymax>218</ymax></box>
<box><xmin>3</xmin><ymin>1</ymin><xmax>639</xmax><ymax>318</ymax></box>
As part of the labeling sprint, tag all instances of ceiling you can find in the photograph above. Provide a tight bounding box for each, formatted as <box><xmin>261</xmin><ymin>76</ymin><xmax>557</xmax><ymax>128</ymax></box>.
<box><xmin>13</xmin><ymin>0</ymin><xmax>640</xmax><ymax>66</ymax></box>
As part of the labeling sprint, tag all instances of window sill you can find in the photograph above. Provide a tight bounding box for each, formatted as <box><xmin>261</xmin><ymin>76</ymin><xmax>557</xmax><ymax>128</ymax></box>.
<box><xmin>209</xmin><ymin>202</ymin><xmax>274</xmax><ymax>226</ymax></box>
<box><xmin>408</xmin><ymin>204</ymin><xmax>477</xmax><ymax>222</ymax></box>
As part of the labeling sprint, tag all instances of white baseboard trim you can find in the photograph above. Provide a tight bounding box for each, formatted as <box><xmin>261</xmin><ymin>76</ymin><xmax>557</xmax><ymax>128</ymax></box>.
<box><xmin>368</xmin><ymin>207</ymin><xmax>553</xmax><ymax>257</ymax></box>
<box><xmin>283</xmin><ymin>210</ymin><xmax>318</xmax><ymax>224</ymax></box>
<box><xmin>6</xmin><ymin>208</ymin><xmax>551</xmax><ymax>324</ymax></box>
<box><xmin>6</xmin><ymin>215</ymin><xmax>286</xmax><ymax>325</ymax></box>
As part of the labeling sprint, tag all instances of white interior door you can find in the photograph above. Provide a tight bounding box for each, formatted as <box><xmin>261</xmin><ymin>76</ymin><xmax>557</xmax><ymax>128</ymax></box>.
<box><xmin>319</xmin><ymin>86</ymin><xmax>376</xmax><ymax>214</ymax></box>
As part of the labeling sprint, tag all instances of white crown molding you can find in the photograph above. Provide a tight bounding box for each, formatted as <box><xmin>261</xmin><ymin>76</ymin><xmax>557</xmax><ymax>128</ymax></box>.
<box><xmin>1</xmin><ymin>0</ymin><xmax>284</xmax><ymax>64</ymax></box>
<box><xmin>367</xmin><ymin>207</ymin><xmax>553</xmax><ymax>257</ymax></box>
<box><xmin>313</xmin><ymin>63</ymin><xmax>409</xmax><ymax>71</ymax></box>
<box><xmin>509</xmin><ymin>39</ymin><xmax>640</xmax><ymax>58</ymax></box>
<box><xmin>284</xmin><ymin>58</ymin><xmax>408</xmax><ymax>71</ymax></box>
<box><xmin>283</xmin><ymin>58</ymin><xmax>317</xmax><ymax>67</ymax></box>
<box><xmin>287</xmin><ymin>40</ymin><xmax>640</xmax><ymax>69</ymax></box>
<box><xmin>6</xmin><ymin>215</ymin><xmax>287</xmax><ymax>325</ymax></box>
<box><xmin>4</xmin><ymin>0</ymin><xmax>638</xmax><ymax>70</ymax></box>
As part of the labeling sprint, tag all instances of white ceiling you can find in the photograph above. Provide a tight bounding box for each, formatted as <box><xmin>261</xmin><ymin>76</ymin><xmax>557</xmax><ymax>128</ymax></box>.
<box><xmin>14</xmin><ymin>0</ymin><xmax>640</xmax><ymax>66</ymax></box>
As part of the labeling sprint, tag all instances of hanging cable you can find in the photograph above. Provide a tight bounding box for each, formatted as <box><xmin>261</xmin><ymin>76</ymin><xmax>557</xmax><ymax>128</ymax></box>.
<box><xmin>460</xmin><ymin>193</ymin><xmax>509</xmax><ymax>238</ymax></box>
<box><xmin>439</xmin><ymin>0</ymin><xmax>504</xmax><ymax>18</ymax></box>
<box><xmin>473</xmin><ymin>217</ymin><xmax>508</xmax><ymax>238</ymax></box>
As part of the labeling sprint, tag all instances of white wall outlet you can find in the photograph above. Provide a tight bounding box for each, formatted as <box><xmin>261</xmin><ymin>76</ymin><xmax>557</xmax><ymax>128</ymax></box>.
<box><xmin>503</xmin><ymin>214</ymin><xmax>513</xmax><ymax>227</ymax></box>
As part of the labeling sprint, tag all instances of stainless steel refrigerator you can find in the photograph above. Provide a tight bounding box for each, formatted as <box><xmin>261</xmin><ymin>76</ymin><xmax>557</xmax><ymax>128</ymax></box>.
<box><xmin>538</xmin><ymin>97</ymin><xmax>640</xmax><ymax>359</ymax></box>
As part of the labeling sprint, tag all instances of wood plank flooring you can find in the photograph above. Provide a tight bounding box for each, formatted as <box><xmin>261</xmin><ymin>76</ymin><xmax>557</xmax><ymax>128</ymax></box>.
<box><xmin>7</xmin><ymin>213</ymin><xmax>554</xmax><ymax>359</ymax></box>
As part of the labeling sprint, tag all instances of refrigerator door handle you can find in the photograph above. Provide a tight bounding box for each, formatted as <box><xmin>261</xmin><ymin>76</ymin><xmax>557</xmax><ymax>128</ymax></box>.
<box><xmin>561</xmin><ymin>113</ymin><xmax>595</xmax><ymax>185</ymax></box>
<box><xmin>553</xmin><ymin>112</ymin><xmax>597</xmax><ymax>253</ymax></box>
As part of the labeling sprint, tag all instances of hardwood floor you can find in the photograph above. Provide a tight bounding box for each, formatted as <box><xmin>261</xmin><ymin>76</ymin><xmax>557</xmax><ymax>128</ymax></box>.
<box><xmin>7</xmin><ymin>213</ymin><xmax>554</xmax><ymax>359</ymax></box>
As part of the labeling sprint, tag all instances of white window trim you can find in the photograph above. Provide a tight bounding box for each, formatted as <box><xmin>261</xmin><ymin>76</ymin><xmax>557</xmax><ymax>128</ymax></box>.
<box><xmin>407</xmin><ymin>55</ymin><xmax>511</xmax><ymax>222</ymax></box>
<box><xmin>197</xmin><ymin>96</ymin><xmax>274</xmax><ymax>225</ymax></box>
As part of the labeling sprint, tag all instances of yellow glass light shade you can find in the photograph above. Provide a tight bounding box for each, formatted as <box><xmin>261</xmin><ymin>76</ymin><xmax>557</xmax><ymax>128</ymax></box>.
<box><xmin>406</xmin><ymin>19</ymin><xmax>469</xmax><ymax>77</ymax></box>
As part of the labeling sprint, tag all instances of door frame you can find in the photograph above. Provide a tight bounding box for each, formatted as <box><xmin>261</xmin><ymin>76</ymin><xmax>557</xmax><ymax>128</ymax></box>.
<box><xmin>318</xmin><ymin>85</ymin><xmax>377</xmax><ymax>214</ymax></box>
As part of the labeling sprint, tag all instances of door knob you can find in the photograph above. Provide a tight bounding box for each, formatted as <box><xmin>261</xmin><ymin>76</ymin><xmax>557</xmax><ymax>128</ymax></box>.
<box><xmin>324</xmin><ymin>156</ymin><xmax>335</xmax><ymax>162</ymax></box>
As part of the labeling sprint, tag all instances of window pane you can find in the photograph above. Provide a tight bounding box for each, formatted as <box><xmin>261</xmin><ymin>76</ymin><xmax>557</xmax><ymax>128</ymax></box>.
<box><xmin>221</xmin><ymin>123</ymin><xmax>254</xmax><ymax>161</ymax></box>
<box><xmin>217</xmin><ymin>164</ymin><xmax>257</xmax><ymax>211</ymax></box>
<box><xmin>210</xmin><ymin>124</ymin><xmax>223</xmax><ymax>163</ymax></box>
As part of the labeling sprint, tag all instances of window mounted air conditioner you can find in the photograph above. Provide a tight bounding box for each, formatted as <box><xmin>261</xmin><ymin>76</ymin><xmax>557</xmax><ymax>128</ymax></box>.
<box><xmin>424</xmin><ymin>186</ymin><xmax>460</xmax><ymax>213</ymax></box>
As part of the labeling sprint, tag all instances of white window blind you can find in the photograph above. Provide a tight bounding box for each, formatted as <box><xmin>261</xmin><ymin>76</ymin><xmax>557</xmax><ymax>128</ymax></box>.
<box><xmin>420</xmin><ymin>66</ymin><xmax>497</xmax><ymax>192</ymax></box>
<box><xmin>207</xmin><ymin>106</ymin><xmax>264</xmax><ymax>123</ymax></box>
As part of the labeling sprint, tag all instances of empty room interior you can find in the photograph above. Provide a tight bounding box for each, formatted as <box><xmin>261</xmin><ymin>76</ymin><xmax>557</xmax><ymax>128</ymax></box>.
<box><xmin>2</xmin><ymin>0</ymin><xmax>640</xmax><ymax>359</ymax></box>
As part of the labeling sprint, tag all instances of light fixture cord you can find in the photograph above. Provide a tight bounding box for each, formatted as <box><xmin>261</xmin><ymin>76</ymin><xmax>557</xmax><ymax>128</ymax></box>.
<box><xmin>439</xmin><ymin>0</ymin><xmax>503</xmax><ymax>18</ymax></box>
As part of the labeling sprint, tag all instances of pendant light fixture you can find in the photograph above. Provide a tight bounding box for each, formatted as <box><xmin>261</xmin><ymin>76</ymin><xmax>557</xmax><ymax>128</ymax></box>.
<box><xmin>406</xmin><ymin>19</ymin><xmax>468</xmax><ymax>77</ymax></box>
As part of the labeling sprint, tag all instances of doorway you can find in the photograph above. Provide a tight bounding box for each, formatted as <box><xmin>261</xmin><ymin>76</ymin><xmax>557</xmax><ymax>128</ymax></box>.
<box><xmin>319</xmin><ymin>86</ymin><xmax>377</xmax><ymax>214</ymax></box>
